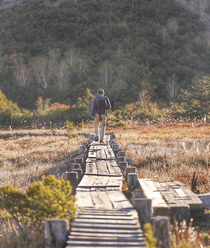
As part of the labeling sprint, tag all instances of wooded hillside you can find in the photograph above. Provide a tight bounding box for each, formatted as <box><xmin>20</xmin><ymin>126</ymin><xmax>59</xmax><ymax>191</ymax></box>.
<box><xmin>0</xmin><ymin>0</ymin><xmax>209</xmax><ymax>113</ymax></box>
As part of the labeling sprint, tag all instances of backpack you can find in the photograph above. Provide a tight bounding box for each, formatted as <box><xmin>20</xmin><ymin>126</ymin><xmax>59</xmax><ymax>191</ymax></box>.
<box><xmin>96</xmin><ymin>97</ymin><xmax>107</xmax><ymax>114</ymax></box>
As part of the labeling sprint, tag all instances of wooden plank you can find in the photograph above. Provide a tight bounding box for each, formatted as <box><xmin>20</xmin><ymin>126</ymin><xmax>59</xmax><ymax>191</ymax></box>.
<box><xmin>96</xmin><ymin>149</ymin><xmax>107</xmax><ymax>160</ymax></box>
<box><xmin>66</xmin><ymin>245</ymin><xmax>145</xmax><ymax>248</ymax></box>
<box><xmin>106</xmin><ymin>160</ymin><xmax>116</xmax><ymax>175</ymax></box>
<box><xmin>107</xmin><ymin>191</ymin><xmax>134</xmax><ymax>210</ymax></box>
<box><xmin>91</xmin><ymin>191</ymin><xmax>113</xmax><ymax>210</ymax></box>
<box><xmin>107</xmin><ymin>177</ymin><xmax>122</xmax><ymax>190</ymax></box>
<box><xmin>88</xmin><ymin>150</ymin><xmax>97</xmax><ymax>158</ymax></box>
<box><xmin>68</xmin><ymin>236</ymin><xmax>144</xmax><ymax>241</ymax></box>
<box><xmin>139</xmin><ymin>179</ymin><xmax>168</xmax><ymax>208</ymax></box>
<box><xmin>108</xmin><ymin>160</ymin><xmax>122</xmax><ymax>175</ymax></box>
<box><xmin>76</xmin><ymin>215</ymin><xmax>133</xmax><ymax>220</ymax></box>
<box><xmin>70</xmin><ymin>222</ymin><xmax>140</xmax><ymax>230</ymax></box>
<box><xmin>70</xmin><ymin>232</ymin><xmax>143</xmax><ymax>238</ymax></box>
<box><xmin>79</xmin><ymin>175</ymin><xmax>96</xmax><ymax>187</ymax></box>
<box><xmin>173</xmin><ymin>181</ymin><xmax>203</xmax><ymax>205</ymax></box>
<box><xmin>79</xmin><ymin>209</ymin><xmax>133</xmax><ymax>216</ymax></box>
<box><xmin>74</xmin><ymin>218</ymin><xmax>136</xmax><ymax>225</ymax></box>
<box><xmin>93</xmin><ymin>176</ymin><xmax>109</xmax><ymax>187</ymax></box>
<box><xmin>66</xmin><ymin>240</ymin><xmax>144</xmax><ymax>246</ymax></box>
<box><xmin>96</xmin><ymin>160</ymin><xmax>109</xmax><ymax>175</ymax></box>
<box><xmin>105</xmin><ymin>147</ymin><xmax>116</xmax><ymax>160</ymax></box>
<box><xmin>155</xmin><ymin>181</ymin><xmax>190</xmax><ymax>207</ymax></box>
<box><xmin>86</xmin><ymin>162</ymin><xmax>97</xmax><ymax>174</ymax></box>
<box><xmin>70</xmin><ymin>227</ymin><xmax>142</xmax><ymax>235</ymax></box>
<box><xmin>85</xmin><ymin>157</ymin><xmax>96</xmax><ymax>163</ymax></box>
<box><xmin>76</xmin><ymin>191</ymin><xmax>94</xmax><ymax>208</ymax></box>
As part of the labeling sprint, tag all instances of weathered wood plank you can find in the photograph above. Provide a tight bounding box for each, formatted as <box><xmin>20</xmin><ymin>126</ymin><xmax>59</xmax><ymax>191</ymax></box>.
<box><xmin>66</xmin><ymin>240</ymin><xmax>144</xmax><ymax>246</ymax></box>
<box><xmin>139</xmin><ymin>179</ymin><xmax>168</xmax><ymax>207</ymax></box>
<box><xmin>79</xmin><ymin>175</ymin><xmax>96</xmax><ymax>187</ymax></box>
<box><xmin>96</xmin><ymin>149</ymin><xmax>107</xmax><ymax>160</ymax></box>
<box><xmin>107</xmin><ymin>191</ymin><xmax>134</xmax><ymax>210</ymax></box>
<box><xmin>75</xmin><ymin>215</ymin><xmax>133</xmax><ymax>220</ymax></box>
<box><xmin>105</xmin><ymin>146</ymin><xmax>116</xmax><ymax>160</ymax></box>
<box><xmin>73</xmin><ymin>218</ymin><xmax>137</xmax><ymax>225</ymax></box>
<box><xmin>93</xmin><ymin>176</ymin><xmax>109</xmax><ymax>187</ymax></box>
<box><xmin>86</xmin><ymin>162</ymin><xmax>97</xmax><ymax>174</ymax></box>
<box><xmin>66</xmin><ymin>245</ymin><xmax>145</xmax><ymax>248</ymax></box>
<box><xmin>107</xmin><ymin>177</ymin><xmax>122</xmax><ymax>190</ymax></box>
<box><xmin>68</xmin><ymin>235</ymin><xmax>144</xmax><ymax>241</ymax></box>
<box><xmin>91</xmin><ymin>191</ymin><xmax>113</xmax><ymax>209</ymax></box>
<box><xmin>76</xmin><ymin>191</ymin><xmax>94</xmax><ymax>208</ymax></box>
<box><xmin>70</xmin><ymin>227</ymin><xmax>142</xmax><ymax>235</ymax></box>
<box><xmin>96</xmin><ymin>160</ymin><xmax>109</xmax><ymax>175</ymax></box>
<box><xmin>71</xmin><ymin>222</ymin><xmax>139</xmax><ymax>230</ymax></box>
<box><xmin>70</xmin><ymin>232</ymin><xmax>143</xmax><ymax>238</ymax></box>
<box><xmin>78</xmin><ymin>209</ymin><xmax>133</xmax><ymax>216</ymax></box>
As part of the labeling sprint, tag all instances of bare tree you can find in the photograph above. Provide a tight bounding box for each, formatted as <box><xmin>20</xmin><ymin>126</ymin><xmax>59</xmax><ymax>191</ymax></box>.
<box><xmin>55</xmin><ymin>61</ymin><xmax>69</xmax><ymax>90</ymax></box>
<box><xmin>165</xmin><ymin>74</ymin><xmax>179</xmax><ymax>101</ymax></box>
<box><xmin>14</xmin><ymin>64</ymin><xmax>31</xmax><ymax>88</ymax></box>
<box><xmin>30</xmin><ymin>57</ymin><xmax>50</xmax><ymax>89</ymax></box>
<box><xmin>65</xmin><ymin>49</ymin><xmax>78</xmax><ymax>66</ymax></box>
<box><xmin>98</xmin><ymin>61</ymin><xmax>114</xmax><ymax>84</ymax></box>
<box><xmin>73</xmin><ymin>58</ymin><xmax>88</xmax><ymax>78</ymax></box>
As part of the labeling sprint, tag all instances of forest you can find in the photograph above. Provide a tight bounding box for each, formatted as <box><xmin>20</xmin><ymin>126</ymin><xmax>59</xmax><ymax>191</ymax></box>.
<box><xmin>0</xmin><ymin>0</ymin><xmax>210</xmax><ymax>126</ymax></box>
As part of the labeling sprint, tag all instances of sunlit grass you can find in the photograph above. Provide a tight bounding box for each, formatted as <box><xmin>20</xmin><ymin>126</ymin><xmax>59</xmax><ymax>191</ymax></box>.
<box><xmin>112</xmin><ymin>122</ymin><xmax>210</xmax><ymax>193</ymax></box>
<box><xmin>0</xmin><ymin>131</ymin><xmax>87</xmax><ymax>192</ymax></box>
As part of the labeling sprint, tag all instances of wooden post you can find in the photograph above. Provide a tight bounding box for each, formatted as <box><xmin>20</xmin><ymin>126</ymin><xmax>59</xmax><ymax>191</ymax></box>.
<box><xmin>71</xmin><ymin>163</ymin><xmax>81</xmax><ymax>170</ymax></box>
<box><xmin>79</xmin><ymin>146</ymin><xmax>87</xmax><ymax>154</ymax></box>
<box><xmin>116</xmin><ymin>151</ymin><xmax>126</xmax><ymax>158</ymax></box>
<box><xmin>66</xmin><ymin>171</ymin><xmax>78</xmax><ymax>195</ymax></box>
<box><xmin>110</xmin><ymin>132</ymin><xmax>115</xmax><ymax>140</ymax></box>
<box><xmin>133</xmin><ymin>198</ymin><xmax>152</xmax><ymax>225</ymax></box>
<box><xmin>118</xmin><ymin>162</ymin><xmax>128</xmax><ymax>172</ymax></box>
<box><xmin>126</xmin><ymin>167</ymin><xmax>136</xmax><ymax>180</ymax></box>
<box><xmin>132</xmin><ymin>188</ymin><xmax>144</xmax><ymax>200</ymax></box>
<box><xmin>126</xmin><ymin>158</ymin><xmax>133</xmax><ymax>165</ymax></box>
<box><xmin>151</xmin><ymin>216</ymin><xmax>171</xmax><ymax>248</ymax></box>
<box><xmin>82</xmin><ymin>141</ymin><xmax>89</xmax><ymax>147</ymax></box>
<box><xmin>72</xmin><ymin>169</ymin><xmax>83</xmax><ymax>183</ymax></box>
<box><xmin>75</xmin><ymin>157</ymin><xmax>85</xmax><ymax>172</ymax></box>
<box><xmin>127</xmin><ymin>173</ymin><xmax>138</xmax><ymax>190</ymax></box>
<box><xmin>45</xmin><ymin>219</ymin><xmax>69</xmax><ymax>248</ymax></box>
<box><xmin>117</xmin><ymin>156</ymin><xmax>126</xmax><ymax>163</ymax></box>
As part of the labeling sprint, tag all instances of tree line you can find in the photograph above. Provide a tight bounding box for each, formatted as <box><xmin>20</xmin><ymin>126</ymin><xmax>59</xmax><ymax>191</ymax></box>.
<box><xmin>0</xmin><ymin>0</ymin><xmax>210</xmax><ymax>124</ymax></box>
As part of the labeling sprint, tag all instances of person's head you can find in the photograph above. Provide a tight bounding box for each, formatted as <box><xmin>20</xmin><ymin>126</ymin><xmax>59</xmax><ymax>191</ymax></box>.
<box><xmin>97</xmin><ymin>88</ymin><xmax>105</xmax><ymax>95</ymax></box>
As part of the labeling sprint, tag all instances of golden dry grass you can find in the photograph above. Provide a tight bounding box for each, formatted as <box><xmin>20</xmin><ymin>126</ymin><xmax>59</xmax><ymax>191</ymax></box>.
<box><xmin>0</xmin><ymin>130</ymin><xmax>87</xmax><ymax>192</ymax></box>
<box><xmin>112</xmin><ymin>122</ymin><xmax>210</xmax><ymax>193</ymax></box>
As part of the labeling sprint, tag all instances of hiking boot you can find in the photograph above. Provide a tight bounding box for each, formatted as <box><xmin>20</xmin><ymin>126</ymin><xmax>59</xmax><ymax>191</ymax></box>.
<box><xmin>94</xmin><ymin>136</ymin><xmax>99</xmax><ymax>141</ymax></box>
<box><xmin>100</xmin><ymin>140</ymin><xmax>103</xmax><ymax>143</ymax></box>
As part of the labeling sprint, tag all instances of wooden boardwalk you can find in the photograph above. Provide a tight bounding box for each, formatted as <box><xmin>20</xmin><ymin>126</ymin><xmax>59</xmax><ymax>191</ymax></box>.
<box><xmin>66</xmin><ymin>135</ymin><xmax>146</xmax><ymax>248</ymax></box>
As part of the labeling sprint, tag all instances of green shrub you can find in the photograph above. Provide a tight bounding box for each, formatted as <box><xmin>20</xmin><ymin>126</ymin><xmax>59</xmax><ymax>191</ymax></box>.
<box><xmin>144</xmin><ymin>223</ymin><xmax>158</xmax><ymax>248</ymax></box>
<box><xmin>0</xmin><ymin>175</ymin><xmax>76</xmax><ymax>231</ymax></box>
<box><xmin>109</xmin><ymin>110</ymin><xmax>126</xmax><ymax>127</ymax></box>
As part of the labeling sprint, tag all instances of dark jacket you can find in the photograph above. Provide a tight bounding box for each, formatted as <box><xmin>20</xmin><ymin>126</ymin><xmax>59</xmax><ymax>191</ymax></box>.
<box><xmin>90</xmin><ymin>94</ymin><xmax>111</xmax><ymax>117</ymax></box>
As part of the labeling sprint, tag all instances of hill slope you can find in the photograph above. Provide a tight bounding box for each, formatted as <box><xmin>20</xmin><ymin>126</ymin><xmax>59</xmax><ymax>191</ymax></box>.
<box><xmin>0</xmin><ymin>0</ymin><xmax>209</xmax><ymax>109</ymax></box>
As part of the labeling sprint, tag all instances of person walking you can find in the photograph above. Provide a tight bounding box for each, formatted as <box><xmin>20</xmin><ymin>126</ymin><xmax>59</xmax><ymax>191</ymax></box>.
<box><xmin>90</xmin><ymin>88</ymin><xmax>111</xmax><ymax>143</ymax></box>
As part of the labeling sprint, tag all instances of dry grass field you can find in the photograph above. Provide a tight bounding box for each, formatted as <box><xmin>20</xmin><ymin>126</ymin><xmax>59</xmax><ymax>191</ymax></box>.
<box><xmin>0</xmin><ymin>129</ymin><xmax>87</xmax><ymax>192</ymax></box>
<box><xmin>0</xmin><ymin>123</ymin><xmax>210</xmax><ymax>247</ymax></box>
<box><xmin>0</xmin><ymin>122</ymin><xmax>210</xmax><ymax>193</ymax></box>
<box><xmin>112</xmin><ymin>122</ymin><xmax>210</xmax><ymax>194</ymax></box>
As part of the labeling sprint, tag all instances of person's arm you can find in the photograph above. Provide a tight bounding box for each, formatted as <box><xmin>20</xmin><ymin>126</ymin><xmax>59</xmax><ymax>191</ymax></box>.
<box><xmin>105</xmin><ymin>97</ymin><xmax>111</xmax><ymax>110</ymax></box>
<box><xmin>90</xmin><ymin>97</ymin><xmax>96</xmax><ymax>117</ymax></box>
